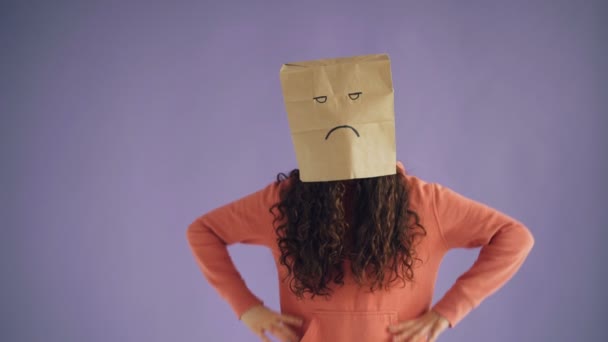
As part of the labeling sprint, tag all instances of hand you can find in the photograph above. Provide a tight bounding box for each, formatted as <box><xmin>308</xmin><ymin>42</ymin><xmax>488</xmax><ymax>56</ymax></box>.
<box><xmin>387</xmin><ymin>310</ymin><xmax>450</xmax><ymax>342</ymax></box>
<box><xmin>240</xmin><ymin>304</ymin><xmax>304</xmax><ymax>342</ymax></box>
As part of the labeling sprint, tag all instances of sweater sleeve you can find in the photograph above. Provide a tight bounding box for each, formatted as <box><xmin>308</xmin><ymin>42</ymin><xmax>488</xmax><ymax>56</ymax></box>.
<box><xmin>429</xmin><ymin>182</ymin><xmax>535</xmax><ymax>328</ymax></box>
<box><xmin>186</xmin><ymin>180</ymin><xmax>284</xmax><ymax>320</ymax></box>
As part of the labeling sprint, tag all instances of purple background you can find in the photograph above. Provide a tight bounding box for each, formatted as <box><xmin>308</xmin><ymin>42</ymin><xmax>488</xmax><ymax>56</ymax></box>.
<box><xmin>2</xmin><ymin>0</ymin><xmax>606</xmax><ymax>341</ymax></box>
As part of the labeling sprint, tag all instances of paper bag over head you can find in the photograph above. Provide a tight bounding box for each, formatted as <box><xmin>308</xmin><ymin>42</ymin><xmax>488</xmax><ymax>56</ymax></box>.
<box><xmin>279</xmin><ymin>53</ymin><xmax>396</xmax><ymax>182</ymax></box>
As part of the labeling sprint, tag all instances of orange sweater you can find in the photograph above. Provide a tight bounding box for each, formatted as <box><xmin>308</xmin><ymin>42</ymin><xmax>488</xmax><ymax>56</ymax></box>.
<box><xmin>186</xmin><ymin>162</ymin><xmax>534</xmax><ymax>340</ymax></box>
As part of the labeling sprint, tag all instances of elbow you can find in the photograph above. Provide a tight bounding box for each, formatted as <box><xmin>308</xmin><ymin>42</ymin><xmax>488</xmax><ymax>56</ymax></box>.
<box><xmin>186</xmin><ymin>217</ymin><xmax>202</xmax><ymax>244</ymax></box>
<box><xmin>527</xmin><ymin>229</ymin><xmax>535</xmax><ymax>252</ymax></box>
<box><xmin>518</xmin><ymin>222</ymin><xmax>535</xmax><ymax>255</ymax></box>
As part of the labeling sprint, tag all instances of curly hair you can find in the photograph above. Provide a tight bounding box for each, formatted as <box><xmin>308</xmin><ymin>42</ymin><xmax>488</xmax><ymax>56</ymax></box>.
<box><xmin>269</xmin><ymin>166</ymin><xmax>427</xmax><ymax>300</ymax></box>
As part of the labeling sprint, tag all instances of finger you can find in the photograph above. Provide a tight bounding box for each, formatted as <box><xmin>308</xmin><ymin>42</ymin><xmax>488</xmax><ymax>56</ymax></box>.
<box><xmin>427</xmin><ymin>321</ymin><xmax>444</xmax><ymax>342</ymax></box>
<box><xmin>388</xmin><ymin>320</ymin><xmax>417</xmax><ymax>334</ymax></box>
<box><xmin>278</xmin><ymin>313</ymin><xmax>304</xmax><ymax>327</ymax></box>
<box><xmin>256</xmin><ymin>330</ymin><xmax>271</xmax><ymax>342</ymax></box>
<box><xmin>271</xmin><ymin>321</ymin><xmax>300</xmax><ymax>342</ymax></box>
<box><xmin>406</xmin><ymin>333</ymin><xmax>428</xmax><ymax>342</ymax></box>
<box><xmin>266</xmin><ymin>324</ymin><xmax>293</xmax><ymax>342</ymax></box>
<box><xmin>393</xmin><ymin>327</ymin><xmax>425</xmax><ymax>342</ymax></box>
<box><xmin>417</xmin><ymin>333</ymin><xmax>431</xmax><ymax>342</ymax></box>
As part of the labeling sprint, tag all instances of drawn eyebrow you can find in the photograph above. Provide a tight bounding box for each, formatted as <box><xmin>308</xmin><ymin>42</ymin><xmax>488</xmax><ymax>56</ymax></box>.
<box><xmin>348</xmin><ymin>92</ymin><xmax>362</xmax><ymax>100</ymax></box>
<box><xmin>313</xmin><ymin>96</ymin><xmax>327</xmax><ymax>103</ymax></box>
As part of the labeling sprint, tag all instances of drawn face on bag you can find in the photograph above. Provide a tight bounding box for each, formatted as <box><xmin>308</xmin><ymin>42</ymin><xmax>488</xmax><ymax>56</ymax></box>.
<box><xmin>279</xmin><ymin>54</ymin><xmax>396</xmax><ymax>182</ymax></box>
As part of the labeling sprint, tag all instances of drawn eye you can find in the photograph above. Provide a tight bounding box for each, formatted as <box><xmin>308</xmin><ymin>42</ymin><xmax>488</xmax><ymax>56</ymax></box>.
<box><xmin>348</xmin><ymin>92</ymin><xmax>362</xmax><ymax>100</ymax></box>
<box><xmin>313</xmin><ymin>96</ymin><xmax>327</xmax><ymax>103</ymax></box>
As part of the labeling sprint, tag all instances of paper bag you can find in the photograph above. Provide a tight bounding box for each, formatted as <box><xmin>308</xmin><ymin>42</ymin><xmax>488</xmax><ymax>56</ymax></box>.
<box><xmin>279</xmin><ymin>54</ymin><xmax>396</xmax><ymax>182</ymax></box>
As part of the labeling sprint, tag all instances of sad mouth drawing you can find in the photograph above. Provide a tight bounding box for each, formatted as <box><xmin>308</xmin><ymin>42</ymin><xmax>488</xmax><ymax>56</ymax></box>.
<box><xmin>325</xmin><ymin>125</ymin><xmax>360</xmax><ymax>140</ymax></box>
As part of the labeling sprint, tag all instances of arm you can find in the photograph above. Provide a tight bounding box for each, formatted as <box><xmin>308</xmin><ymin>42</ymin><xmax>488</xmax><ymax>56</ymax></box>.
<box><xmin>429</xmin><ymin>183</ymin><xmax>535</xmax><ymax>328</ymax></box>
<box><xmin>186</xmin><ymin>179</ymin><xmax>285</xmax><ymax>319</ymax></box>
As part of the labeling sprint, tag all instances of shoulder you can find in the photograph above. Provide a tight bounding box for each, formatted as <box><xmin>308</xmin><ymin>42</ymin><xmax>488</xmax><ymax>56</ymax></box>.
<box><xmin>245</xmin><ymin>170</ymin><xmax>295</xmax><ymax>203</ymax></box>
<box><xmin>396</xmin><ymin>163</ymin><xmax>449</xmax><ymax>252</ymax></box>
<box><xmin>396</xmin><ymin>161</ymin><xmax>436</xmax><ymax>207</ymax></box>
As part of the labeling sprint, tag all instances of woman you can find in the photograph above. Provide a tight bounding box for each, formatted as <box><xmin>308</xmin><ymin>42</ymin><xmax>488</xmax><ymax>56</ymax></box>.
<box><xmin>186</xmin><ymin>54</ymin><xmax>534</xmax><ymax>341</ymax></box>
<box><xmin>186</xmin><ymin>162</ymin><xmax>534</xmax><ymax>342</ymax></box>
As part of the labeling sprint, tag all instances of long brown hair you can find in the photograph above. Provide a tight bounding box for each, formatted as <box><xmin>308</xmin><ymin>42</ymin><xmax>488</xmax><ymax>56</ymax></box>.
<box><xmin>269</xmin><ymin>166</ymin><xmax>426</xmax><ymax>299</ymax></box>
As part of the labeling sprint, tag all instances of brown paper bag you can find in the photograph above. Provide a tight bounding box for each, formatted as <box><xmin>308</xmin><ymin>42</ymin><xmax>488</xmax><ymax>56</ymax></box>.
<box><xmin>279</xmin><ymin>54</ymin><xmax>396</xmax><ymax>182</ymax></box>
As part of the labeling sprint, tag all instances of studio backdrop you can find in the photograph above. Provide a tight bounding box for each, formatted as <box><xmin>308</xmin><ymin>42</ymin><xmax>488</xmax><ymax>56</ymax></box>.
<box><xmin>2</xmin><ymin>0</ymin><xmax>606</xmax><ymax>341</ymax></box>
